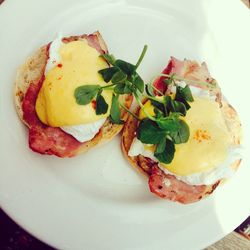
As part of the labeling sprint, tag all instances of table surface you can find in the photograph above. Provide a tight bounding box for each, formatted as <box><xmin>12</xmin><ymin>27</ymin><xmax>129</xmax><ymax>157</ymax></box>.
<box><xmin>0</xmin><ymin>208</ymin><xmax>249</xmax><ymax>250</ymax></box>
<box><xmin>242</xmin><ymin>0</ymin><xmax>250</xmax><ymax>7</ymax></box>
<box><xmin>0</xmin><ymin>0</ymin><xmax>249</xmax><ymax>249</ymax></box>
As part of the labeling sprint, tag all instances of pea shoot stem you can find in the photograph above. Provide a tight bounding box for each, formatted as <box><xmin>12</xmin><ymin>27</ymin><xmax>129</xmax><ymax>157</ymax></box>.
<box><xmin>135</xmin><ymin>45</ymin><xmax>148</xmax><ymax>70</ymax></box>
<box><xmin>146</xmin><ymin>95</ymin><xmax>165</xmax><ymax>104</ymax></box>
<box><xmin>157</xmin><ymin>73</ymin><xmax>217</xmax><ymax>89</ymax></box>
<box><xmin>101</xmin><ymin>83</ymin><xmax>117</xmax><ymax>90</ymax></box>
<box><xmin>150</xmin><ymin>84</ymin><xmax>164</xmax><ymax>96</ymax></box>
<box><xmin>134</xmin><ymin>92</ymin><xmax>156</xmax><ymax>121</ymax></box>
<box><xmin>119</xmin><ymin>102</ymin><xmax>140</xmax><ymax>120</ymax></box>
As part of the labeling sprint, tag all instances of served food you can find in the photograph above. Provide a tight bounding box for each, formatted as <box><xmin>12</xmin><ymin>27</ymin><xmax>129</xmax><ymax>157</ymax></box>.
<box><xmin>15</xmin><ymin>32</ymin><xmax>133</xmax><ymax>157</ymax></box>
<box><xmin>15</xmin><ymin>33</ymin><xmax>242</xmax><ymax>203</ymax></box>
<box><xmin>122</xmin><ymin>57</ymin><xmax>242</xmax><ymax>204</ymax></box>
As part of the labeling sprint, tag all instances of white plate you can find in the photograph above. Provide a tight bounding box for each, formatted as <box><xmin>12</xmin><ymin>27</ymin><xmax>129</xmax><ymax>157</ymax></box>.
<box><xmin>0</xmin><ymin>0</ymin><xmax>250</xmax><ymax>249</ymax></box>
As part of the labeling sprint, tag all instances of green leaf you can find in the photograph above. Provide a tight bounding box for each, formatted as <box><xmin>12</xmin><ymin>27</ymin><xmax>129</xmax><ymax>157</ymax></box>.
<box><xmin>151</xmin><ymin>99</ymin><xmax>165</xmax><ymax>112</ymax></box>
<box><xmin>151</xmin><ymin>96</ymin><xmax>173</xmax><ymax>116</ymax></box>
<box><xmin>169</xmin><ymin>120</ymin><xmax>190</xmax><ymax>144</ymax></box>
<box><xmin>154</xmin><ymin>139</ymin><xmax>175</xmax><ymax>164</ymax></box>
<box><xmin>175</xmin><ymin>86</ymin><xmax>193</xmax><ymax>110</ymax></box>
<box><xmin>151</xmin><ymin>99</ymin><xmax>166</xmax><ymax>115</ymax></box>
<box><xmin>180</xmin><ymin>98</ymin><xmax>191</xmax><ymax>110</ymax></box>
<box><xmin>114</xmin><ymin>84</ymin><xmax>126</xmax><ymax>94</ymax></box>
<box><xmin>180</xmin><ymin>85</ymin><xmax>194</xmax><ymax>102</ymax></box>
<box><xmin>168</xmin><ymin>112</ymin><xmax>181</xmax><ymax>120</ymax></box>
<box><xmin>101</xmin><ymin>54</ymin><xmax>116</xmax><ymax>65</ymax></box>
<box><xmin>155</xmin><ymin>138</ymin><xmax>166</xmax><ymax>154</ymax></box>
<box><xmin>163</xmin><ymin>78</ymin><xmax>173</xmax><ymax>85</ymax></box>
<box><xmin>74</xmin><ymin>85</ymin><xmax>100</xmax><ymax>105</ymax></box>
<box><xmin>124</xmin><ymin>83</ymin><xmax>134</xmax><ymax>94</ymax></box>
<box><xmin>164</xmin><ymin>95</ymin><xmax>172</xmax><ymax>105</ymax></box>
<box><xmin>132</xmin><ymin>73</ymin><xmax>144</xmax><ymax>93</ymax></box>
<box><xmin>98</xmin><ymin>67</ymin><xmax>119</xmax><ymax>82</ymax></box>
<box><xmin>154</xmin><ymin>108</ymin><xmax>164</xmax><ymax>119</ymax></box>
<box><xmin>156</xmin><ymin>117</ymin><xmax>180</xmax><ymax>132</ymax></box>
<box><xmin>114</xmin><ymin>83</ymin><xmax>133</xmax><ymax>94</ymax></box>
<box><xmin>111</xmin><ymin>71</ymin><xmax>127</xmax><ymax>84</ymax></box>
<box><xmin>137</xmin><ymin>119</ymin><xmax>166</xmax><ymax>144</ymax></box>
<box><xmin>96</xmin><ymin>94</ymin><xmax>109</xmax><ymax>115</ymax></box>
<box><xmin>145</xmin><ymin>84</ymin><xmax>154</xmax><ymax>96</ymax></box>
<box><xmin>115</xmin><ymin>59</ymin><xmax>136</xmax><ymax>75</ymax></box>
<box><xmin>163</xmin><ymin>74</ymin><xmax>175</xmax><ymax>85</ymax></box>
<box><xmin>109</xmin><ymin>94</ymin><xmax>123</xmax><ymax>124</ymax></box>
<box><xmin>169</xmin><ymin>100</ymin><xmax>187</xmax><ymax>116</ymax></box>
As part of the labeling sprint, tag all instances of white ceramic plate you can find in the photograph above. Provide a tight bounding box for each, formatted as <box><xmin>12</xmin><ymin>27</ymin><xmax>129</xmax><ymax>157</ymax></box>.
<box><xmin>0</xmin><ymin>0</ymin><xmax>250</xmax><ymax>249</ymax></box>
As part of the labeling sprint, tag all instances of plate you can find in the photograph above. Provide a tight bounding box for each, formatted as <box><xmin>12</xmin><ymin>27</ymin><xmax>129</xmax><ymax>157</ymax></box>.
<box><xmin>0</xmin><ymin>0</ymin><xmax>250</xmax><ymax>249</ymax></box>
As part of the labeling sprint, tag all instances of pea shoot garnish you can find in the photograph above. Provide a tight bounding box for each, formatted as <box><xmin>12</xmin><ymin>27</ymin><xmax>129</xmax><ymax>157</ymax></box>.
<box><xmin>74</xmin><ymin>45</ymin><xmax>148</xmax><ymax>122</ymax></box>
<box><xmin>74</xmin><ymin>45</ymin><xmax>217</xmax><ymax>165</ymax></box>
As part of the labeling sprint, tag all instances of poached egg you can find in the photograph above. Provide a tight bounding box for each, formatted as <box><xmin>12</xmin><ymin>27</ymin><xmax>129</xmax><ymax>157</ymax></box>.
<box><xmin>35</xmin><ymin>34</ymin><xmax>111</xmax><ymax>142</ymax></box>
<box><xmin>129</xmin><ymin>88</ymin><xmax>241</xmax><ymax>186</ymax></box>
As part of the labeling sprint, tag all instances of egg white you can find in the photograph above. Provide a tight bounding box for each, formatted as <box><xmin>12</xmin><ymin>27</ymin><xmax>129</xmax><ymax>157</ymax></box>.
<box><xmin>61</xmin><ymin>118</ymin><xmax>106</xmax><ymax>142</ymax></box>
<box><xmin>128</xmin><ymin>138</ymin><xmax>241</xmax><ymax>185</ymax></box>
<box><xmin>44</xmin><ymin>34</ymin><xmax>106</xmax><ymax>143</ymax></box>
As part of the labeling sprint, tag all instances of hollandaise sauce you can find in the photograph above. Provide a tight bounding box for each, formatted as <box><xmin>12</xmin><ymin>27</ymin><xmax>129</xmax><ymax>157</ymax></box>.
<box><xmin>36</xmin><ymin>39</ymin><xmax>112</xmax><ymax>127</ymax></box>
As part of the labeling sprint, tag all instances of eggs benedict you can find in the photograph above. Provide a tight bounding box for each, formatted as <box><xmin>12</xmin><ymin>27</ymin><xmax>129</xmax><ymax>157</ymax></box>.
<box><xmin>15</xmin><ymin>32</ymin><xmax>133</xmax><ymax>157</ymax></box>
<box><xmin>122</xmin><ymin>57</ymin><xmax>242</xmax><ymax>204</ymax></box>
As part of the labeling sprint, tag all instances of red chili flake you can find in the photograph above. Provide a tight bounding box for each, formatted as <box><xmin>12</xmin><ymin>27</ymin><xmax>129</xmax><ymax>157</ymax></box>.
<box><xmin>91</xmin><ymin>100</ymin><xmax>96</xmax><ymax>110</ymax></box>
<box><xmin>57</xmin><ymin>63</ymin><xmax>63</xmax><ymax>68</ymax></box>
<box><xmin>57</xmin><ymin>76</ymin><xmax>62</xmax><ymax>80</ymax></box>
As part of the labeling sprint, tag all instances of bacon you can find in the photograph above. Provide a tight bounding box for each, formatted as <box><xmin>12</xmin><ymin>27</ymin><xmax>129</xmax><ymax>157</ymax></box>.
<box><xmin>84</xmin><ymin>34</ymin><xmax>107</xmax><ymax>54</ymax></box>
<box><xmin>22</xmin><ymin>33</ymin><xmax>106</xmax><ymax>157</ymax></box>
<box><xmin>22</xmin><ymin>76</ymin><xmax>45</xmax><ymax>127</ymax></box>
<box><xmin>62</xmin><ymin>32</ymin><xmax>107</xmax><ymax>54</ymax></box>
<box><xmin>29</xmin><ymin>126</ymin><xmax>80</xmax><ymax>157</ymax></box>
<box><xmin>153</xmin><ymin>58</ymin><xmax>174</xmax><ymax>95</ymax></box>
<box><xmin>148</xmin><ymin>166</ymin><xmax>219</xmax><ymax>204</ymax></box>
<box><xmin>137</xmin><ymin>155</ymin><xmax>157</xmax><ymax>175</ymax></box>
<box><xmin>153</xmin><ymin>57</ymin><xmax>215</xmax><ymax>95</ymax></box>
<box><xmin>147</xmin><ymin>57</ymin><xmax>221</xmax><ymax>202</ymax></box>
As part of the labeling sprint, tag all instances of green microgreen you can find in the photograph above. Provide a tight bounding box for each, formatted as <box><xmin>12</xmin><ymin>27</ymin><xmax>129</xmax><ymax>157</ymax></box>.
<box><xmin>109</xmin><ymin>94</ymin><xmax>123</xmax><ymax>124</ymax></box>
<box><xmin>74</xmin><ymin>85</ymin><xmax>100</xmax><ymax>105</ymax></box>
<box><xmin>169</xmin><ymin>120</ymin><xmax>190</xmax><ymax>144</ymax></box>
<box><xmin>98</xmin><ymin>67</ymin><xmax>119</xmax><ymax>82</ymax></box>
<box><xmin>101</xmin><ymin>54</ymin><xmax>116</xmax><ymax>65</ymax></box>
<box><xmin>136</xmin><ymin>118</ymin><xmax>166</xmax><ymax>144</ymax></box>
<box><xmin>154</xmin><ymin>138</ymin><xmax>175</xmax><ymax>164</ymax></box>
<box><xmin>74</xmin><ymin>45</ymin><xmax>148</xmax><ymax>120</ymax></box>
<box><xmin>111</xmin><ymin>70</ymin><xmax>127</xmax><ymax>84</ymax></box>
<box><xmin>169</xmin><ymin>100</ymin><xmax>187</xmax><ymax>116</ymax></box>
<box><xmin>175</xmin><ymin>87</ymin><xmax>191</xmax><ymax>110</ymax></box>
<box><xmin>163</xmin><ymin>73</ymin><xmax>175</xmax><ymax>85</ymax></box>
<box><xmin>119</xmin><ymin>102</ymin><xmax>140</xmax><ymax>121</ymax></box>
<box><xmin>96</xmin><ymin>92</ymin><xmax>109</xmax><ymax>115</ymax></box>
<box><xmin>115</xmin><ymin>60</ymin><xmax>136</xmax><ymax>75</ymax></box>
<box><xmin>156</xmin><ymin>116</ymin><xmax>181</xmax><ymax>131</ymax></box>
<box><xmin>135</xmin><ymin>45</ymin><xmax>148</xmax><ymax>70</ymax></box>
<box><xmin>73</xmin><ymin>46</ymin><xmax>209</xmax><ymax>166</ymax></box>
<box><xmin>132</xmin><ymin>73</ymin><xmax>144</xmax><ymax>93</ymax></box>
<box><xmin>134</xmin><ymin>92</ymin><xmax>156</xmax><ymax>121</ymax></box>
<box><xmin>114</xmin><ymin>83</ymin><xmax>133</xmax><ymax>94</ymax></box>
<box><xmin>178</xmin><ymin>85</ymin><xmax>194</xmax><ymax>102</ymax></box>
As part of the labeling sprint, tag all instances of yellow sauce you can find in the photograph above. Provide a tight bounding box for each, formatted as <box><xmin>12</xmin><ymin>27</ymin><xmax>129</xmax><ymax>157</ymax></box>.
<box><xmin>36</xmin><ymin>40</ymin><xmax>112</xmax><ymax>127</ymax></box>
<box><xmin>160</xmin><ymin>97</ymin><xmax>231</xmax><ymax>175</ymax></box>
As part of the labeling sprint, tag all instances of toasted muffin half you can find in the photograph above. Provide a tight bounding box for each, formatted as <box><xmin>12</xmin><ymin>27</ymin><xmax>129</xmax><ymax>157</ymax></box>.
<box><xmin>15</xmin><ymin>32</ymin><xmax>133</xmax><ymax>157</ymax></box>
